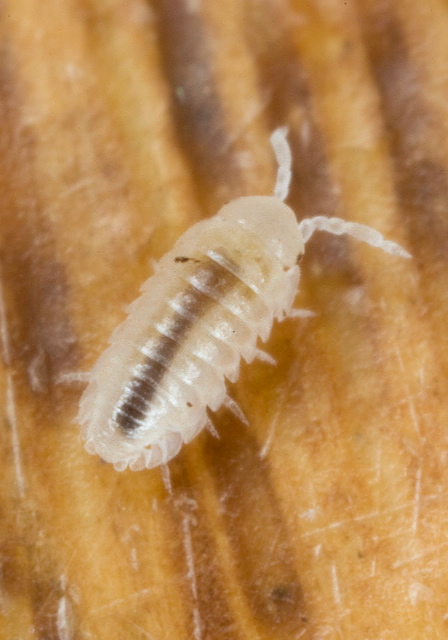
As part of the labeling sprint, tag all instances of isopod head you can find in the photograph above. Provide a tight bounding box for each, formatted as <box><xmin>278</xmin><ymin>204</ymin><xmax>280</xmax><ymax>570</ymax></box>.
<box><xmin>203</xmin><ymin>195</ymin><xmax>305</xmax><ymax>267</ymax></box>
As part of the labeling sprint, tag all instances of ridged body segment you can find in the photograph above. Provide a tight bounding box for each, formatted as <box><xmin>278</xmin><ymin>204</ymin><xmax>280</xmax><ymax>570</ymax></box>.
<box><xmin>78</xmin><ymin>196</ymin><xmax>304</xmax><ymax>471</ymax></box>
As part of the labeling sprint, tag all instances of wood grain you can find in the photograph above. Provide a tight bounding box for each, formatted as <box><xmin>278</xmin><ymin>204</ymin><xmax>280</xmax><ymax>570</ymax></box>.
<box><xmin>0</xmin><ymin>0</ymin><xmax>447</xmax><ymax>638</ymax></box>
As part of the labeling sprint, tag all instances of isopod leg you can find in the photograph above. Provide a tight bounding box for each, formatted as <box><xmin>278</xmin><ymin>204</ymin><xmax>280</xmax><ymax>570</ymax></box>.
<box><xmin>254</xmin><ymin>348</ymin><xmax>276</xmax><ymax>366</ymax></box>
<box><xmin>57</xmin><ymin>371</ymin><xmax>91</xmax><ymax>385</ymax></box>
<box><xmin>161</xmin><ymin>464</ymin><xmax>173</xmax><ymax>494</ymax></box>
<box><xmin>275</xmin><ymin>264</ymin><xmax>301</xmax><ymax>322</ymax></box>
<box><xmin>223</xmin><ymin>395</ymin><xmax>249</xmax><ymax>425</ymax></box>
<box><xmin>286</xmin><ymin>308</ymin><xmax>316</xmax><ymax>320</ymax></box>
<box><xmin>205</xmin><ymin>416</ymin><xmax>220</xmax><ymax>438</ymax></box>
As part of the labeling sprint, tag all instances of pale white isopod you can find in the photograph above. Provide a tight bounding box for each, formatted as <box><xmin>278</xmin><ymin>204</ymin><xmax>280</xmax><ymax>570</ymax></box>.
<box><xmin>78</xmin><ymin>128</ymin><xmax>410</xmax><ymax>471</ymax></box>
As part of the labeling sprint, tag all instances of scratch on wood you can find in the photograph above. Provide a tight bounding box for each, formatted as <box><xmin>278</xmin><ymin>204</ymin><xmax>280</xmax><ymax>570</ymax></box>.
<box><xmin>181</xmin><ymin>515</ymin><xmax>203</xmax><ymax>640</ymax></box>
<box><xmin>56</xmin><ymin>594</ymin><xmax>73</xmax><ymax>640</ymax></box>
<box><xmin>0</xmin><ymin>267</ymin><xmax>26</xmax><ymax>498</ymax></box>
<box><xmin>129</xmin><ymin>620</ymin><xmax>163</xmax><ymax>640</ymax></box>
<box><xmin>301</xmin><ymin>502</ymin><xmax>418</xmax><ymax>538</ymax></box>
<box><xmin>259</xmin><ymin>409</ymin><xmax>281</xmax><ymax>459</ymax></box>
<box><xmin>392</xmin><ymin>541</ymin><xmax>448</xmax><ymax>569</ymax></box>
<box><xmin>6</xmin><ymin>373</ymin><xmax>26</xmax><ymax>499</ymax></box>
<box><xmin>394</xmin><ymin>345</ymin><xmax>422</xmax><ymax>438</ymax></box>
<box><xmin>91</xmin><ymin>589</ymin><xmax>153</xmax><ymax>615</ymax></box>
<box><xmin>259</xmin><ymin>382</ymin><xmax>294</xmax><ymax>460</ymax></box>
<box><xmin>411</xmin><ymin>466</ymin><xmax>422</xmax><ymax>537</ymax></box>
<box><xmin>330</xmin><ymin>563</ymin><xmax>342</xmax><ymax>608</ymax></box>
<box><xmin>0</xmin><ymin>266</ymin><xmax>11</xmax><ymax>364</ymax></box>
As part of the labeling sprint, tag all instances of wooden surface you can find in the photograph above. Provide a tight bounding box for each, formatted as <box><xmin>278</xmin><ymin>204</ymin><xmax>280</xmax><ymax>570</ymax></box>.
<box><xmin>1</xmin><ymin>0</ymin><xmax>448</xmax><ymax>638</ymax></box>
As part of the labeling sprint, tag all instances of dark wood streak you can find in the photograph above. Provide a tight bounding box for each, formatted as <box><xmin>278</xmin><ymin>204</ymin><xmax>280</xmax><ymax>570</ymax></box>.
<box><xmin>115</xmin><ymin>255</ymin><xmax>248</xmax><ymax>434</ymax></box>
<box><xmin>152</xmin><ymin>0</ymin><xmax>242</xmax><ymax>196</ymax></box>
<box><xmin>0</xmin><ymin>37</ymin><xmax>80</xmax><ymax>396</ymax></box>
<box><xmin>244</xmin><ymin>1</ymin><xmax>363</xmax><ymax>282</ymax></box>
<box><xmin>204</xmin><ymin>410</ymin><xmax>309</xmax><ymax>635</ymax></box>
<box><xmin>162</xmin><ymin>482</ymin><xmax>242</xmax><ymax>640</ymax></box>
<box><xmin>358</xmin><ymin>3</ymin><xmax>448</xmax><ymax>262</ymax></box>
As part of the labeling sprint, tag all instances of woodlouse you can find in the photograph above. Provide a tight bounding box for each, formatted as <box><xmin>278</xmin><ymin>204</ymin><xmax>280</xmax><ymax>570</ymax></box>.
<box><xmin>78</xmin><ymin>128</ymin><xmax>410</xmax><ymax>471</ymax></box>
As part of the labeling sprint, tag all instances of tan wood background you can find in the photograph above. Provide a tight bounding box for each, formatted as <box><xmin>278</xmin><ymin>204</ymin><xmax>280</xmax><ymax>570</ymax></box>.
<box><xmin>1</xmin><ymin>0</ymin><xmax>448</xmax><ymax>638</ymax></box>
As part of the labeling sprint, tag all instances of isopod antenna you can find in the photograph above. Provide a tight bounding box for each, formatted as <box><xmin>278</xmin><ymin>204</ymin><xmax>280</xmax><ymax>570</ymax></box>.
<box><xmin>298</xmin><ymin>216</ymin><xmax>411</xmax><ymax>259</ymax></box>
<box><xmin>270</xmin><ymin>127</ymin><xmax>292</xmax><ymax>202</ymax></box>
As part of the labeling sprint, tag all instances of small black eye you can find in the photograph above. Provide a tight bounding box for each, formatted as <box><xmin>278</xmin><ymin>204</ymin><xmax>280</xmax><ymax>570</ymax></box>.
<box><xmin>174</xmin><ymin>256</ymin><xmax>201</xmax><ymax>264</ymax></box>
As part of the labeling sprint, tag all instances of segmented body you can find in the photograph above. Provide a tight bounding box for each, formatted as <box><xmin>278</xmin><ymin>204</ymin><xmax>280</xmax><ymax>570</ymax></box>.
<box><xmin>79</xmin><ymin>196</ymin><xmax>303</xmax><ymax>471</ymax></box>
<box><xmin>79</xmin><ymin>129</ymin><xmax>409</xmax><ymax>472</ymax></box>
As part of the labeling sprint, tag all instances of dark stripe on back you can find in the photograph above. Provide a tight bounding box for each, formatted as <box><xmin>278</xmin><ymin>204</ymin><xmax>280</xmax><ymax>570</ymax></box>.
<box><xmin>114</xmin><ymin>254</ymin><xmax>249</xmax><ymax>434</ymax></box>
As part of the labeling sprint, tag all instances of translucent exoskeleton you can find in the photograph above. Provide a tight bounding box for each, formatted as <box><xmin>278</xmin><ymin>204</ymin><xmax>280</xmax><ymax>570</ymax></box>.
<box><xmin>78</xmin><ymin>128</ymin><xmax>410</xmax><ymax>471</ymax></box>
